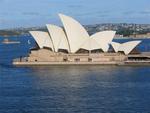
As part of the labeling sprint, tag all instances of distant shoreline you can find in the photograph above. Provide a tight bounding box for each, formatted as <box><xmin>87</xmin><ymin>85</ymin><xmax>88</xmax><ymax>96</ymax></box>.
<box><xmin>0</xmin><ymin>23</ymin><xmax>150</xmax><ymax>38</ymax></box>
<box><xmin>0</xmin><ymin>34</ymin><xmax>150</xmax><ymax>40</ymax></box>
<box><xmin>114</xmin><ymin>37</ymin><xmax>150</xmax><ymax>39</ymax></box>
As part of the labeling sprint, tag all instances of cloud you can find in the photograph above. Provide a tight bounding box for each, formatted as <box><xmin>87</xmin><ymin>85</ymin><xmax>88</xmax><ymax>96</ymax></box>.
<box><xmin>123</xmin><ymin>11</ymin><xmax>136</xmax><ymax>15</ymax></box>
<box><xmin>122</xmin><ymin>10</ymin><xmax>150</xmax><ymax>17</ymax></box>
<box><xmin>139</xmin><ymin>10</ymin><xmax>150</xmax><ymax>15</ymax></box>
<box><xmin>22</xmin><ymin>12</ymin><xmax>40</xmax><ymax>16</ymax></box>
<box><xmin>68</xmin><ymin>4</ymin><xmax>83</xmax><ymax>8</ymax></box>
<box><xmin>0</xmin><ymin>18</ymin><xmax>9</xmax><ymax>24</ymax></box>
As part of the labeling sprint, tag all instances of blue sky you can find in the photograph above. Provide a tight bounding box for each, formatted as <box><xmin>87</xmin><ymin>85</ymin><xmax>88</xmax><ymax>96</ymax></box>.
<box><xmin>0</xmin><ymin>0</ymin><xmax>150</xmax><ymax>29</ymax></box>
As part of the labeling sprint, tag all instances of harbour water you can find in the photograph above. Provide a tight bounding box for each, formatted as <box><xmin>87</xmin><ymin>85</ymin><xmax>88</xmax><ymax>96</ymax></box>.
<box><xmin>0</xmin><ymin>36</ymin><xmax>150</xmax><ymax>113</ymax></box>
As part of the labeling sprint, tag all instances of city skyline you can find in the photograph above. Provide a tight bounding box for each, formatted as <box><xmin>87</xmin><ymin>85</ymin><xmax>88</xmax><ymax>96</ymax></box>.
<box><xmin>0</xmin><ymin>0</ymin><xmax>150</xmax><ymax>29</ymax></box>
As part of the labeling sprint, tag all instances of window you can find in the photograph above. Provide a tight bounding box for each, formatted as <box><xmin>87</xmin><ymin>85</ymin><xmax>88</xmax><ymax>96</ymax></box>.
<box><xmin>63</xmin><ymin>58</ymin><xmax>68</xmax><ymax>62</ymax></box>
<box><xmin>88</xmin><ymin>58</ymin><xmax>92</xmax><ymax>62</ymax></box>
<box><xmin>75</xmin><ymin>58</ymin><xmax>80</xmax><ymax>62</ymax></box>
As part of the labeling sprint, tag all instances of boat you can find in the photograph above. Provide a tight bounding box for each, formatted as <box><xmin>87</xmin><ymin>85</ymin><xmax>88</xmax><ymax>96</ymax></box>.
<box><xmin>2</xmin><ymin>38</ymin><xmax>20</xmax><ymax>44</ymax></box>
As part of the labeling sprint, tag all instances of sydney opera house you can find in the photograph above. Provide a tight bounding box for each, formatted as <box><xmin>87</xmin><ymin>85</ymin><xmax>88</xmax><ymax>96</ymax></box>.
<box><xmin>13</xmin><ymin>14</ymin><xmax>150</xmax><ymax>65</ymax></box>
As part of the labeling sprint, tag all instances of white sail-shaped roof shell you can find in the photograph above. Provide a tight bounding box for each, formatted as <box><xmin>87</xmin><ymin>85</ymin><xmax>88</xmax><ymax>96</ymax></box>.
<box><xmin>80</xmin><ymin>38</ymin><xmax>101</xmax><ymax>51</ymax></box>
<box><xmin>111</xmin><ymin>41</ymin><xmax>141</xmax><ymax>55</ymax></box>
<box><xmin>111</xmin><ymin>42</ymin><xmax>121</xmax><ymax>52</ymax></box>
<box><xmin>46</xmin><ymin>24</ymin><xmax>69</xmax><ymax>52</ymax></box>
<box><xmin>30</xmin><ymin>31</ymin><xmax>54</xmax><ymax>50</ymax></box>
<box><xmin>91</xmin><ymin>31</ymin><xmax>116</xmax><ymax>52</ymax></box>
<box><xmin>59</xmin><ymin>14</ymin><xmax>89</xmax><ymax>53</ymax></box>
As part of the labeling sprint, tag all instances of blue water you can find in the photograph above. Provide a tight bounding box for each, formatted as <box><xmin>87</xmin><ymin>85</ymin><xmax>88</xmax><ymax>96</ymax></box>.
<box><xmin>0</xmin><ymin>36</ymin><xmax>150</xmax><ymax>113</ymax></box>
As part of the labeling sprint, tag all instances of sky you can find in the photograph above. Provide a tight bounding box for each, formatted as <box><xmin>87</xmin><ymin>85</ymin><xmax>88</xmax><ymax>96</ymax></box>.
<box><xmin>0</xmin><ymin>0</ymin><xmax>150</xmax><ymax>29</ymax></box>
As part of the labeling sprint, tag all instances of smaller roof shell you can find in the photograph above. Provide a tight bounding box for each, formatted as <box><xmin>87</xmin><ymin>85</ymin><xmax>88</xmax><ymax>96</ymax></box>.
<box><xmin>29</xmin><ymin>31</ymin><xmax>54</xmax><ymax>50</ymax></box>
<box><xmin>46</xmin><ymin>24</ymin><xmax>70</xmax><ymax>52</ymax></box>
<box><xmin>111</xmin><ymin>41</ymin><xmax>141</xmax><ymax>55</ymax></box>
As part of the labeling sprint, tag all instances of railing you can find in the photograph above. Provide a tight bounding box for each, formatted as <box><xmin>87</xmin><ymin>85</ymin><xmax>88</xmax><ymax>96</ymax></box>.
<box><xmin>13</xmin><ymin>57</ymin><xmax>28</xmax><ymax>62</ymax></box>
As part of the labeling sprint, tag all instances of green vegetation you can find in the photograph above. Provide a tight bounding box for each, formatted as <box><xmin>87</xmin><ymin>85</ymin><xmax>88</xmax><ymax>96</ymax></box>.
<box><xmin>117</xmin><ymin>28</ymin><xmax>135</xmax><ymax>37</ymax></box>
<box><xmin>0</xmin><ymin>30</ymin><xmax>21</xmax><ymax>37</ymax></box>
<box><xmin>0</xmin><ymin>27</ymin><xmax>48</xmax><ymax>37</ymax></box>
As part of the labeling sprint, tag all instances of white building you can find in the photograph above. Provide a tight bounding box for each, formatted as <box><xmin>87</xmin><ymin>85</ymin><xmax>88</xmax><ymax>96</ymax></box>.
<box><xmin>13</xmin><ymin>14</ymin><xmax>147</xmax><ymax>66</ymax></box>
<box><xmin>30</xmin><ymin>14</ymin><xmax>141</xmax><ymax>55</ymax></box>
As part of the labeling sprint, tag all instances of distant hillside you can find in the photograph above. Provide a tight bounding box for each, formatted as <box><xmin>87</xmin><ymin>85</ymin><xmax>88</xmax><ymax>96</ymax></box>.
<box><xmin>0</xmin><ymin>27</ymin><xmax>47</xmax><ymax>37</ymax></box>
<box><xmin>1</xmin><ymin>23</ymin><xmax>150</xmax><ymax>37</ymax></box>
